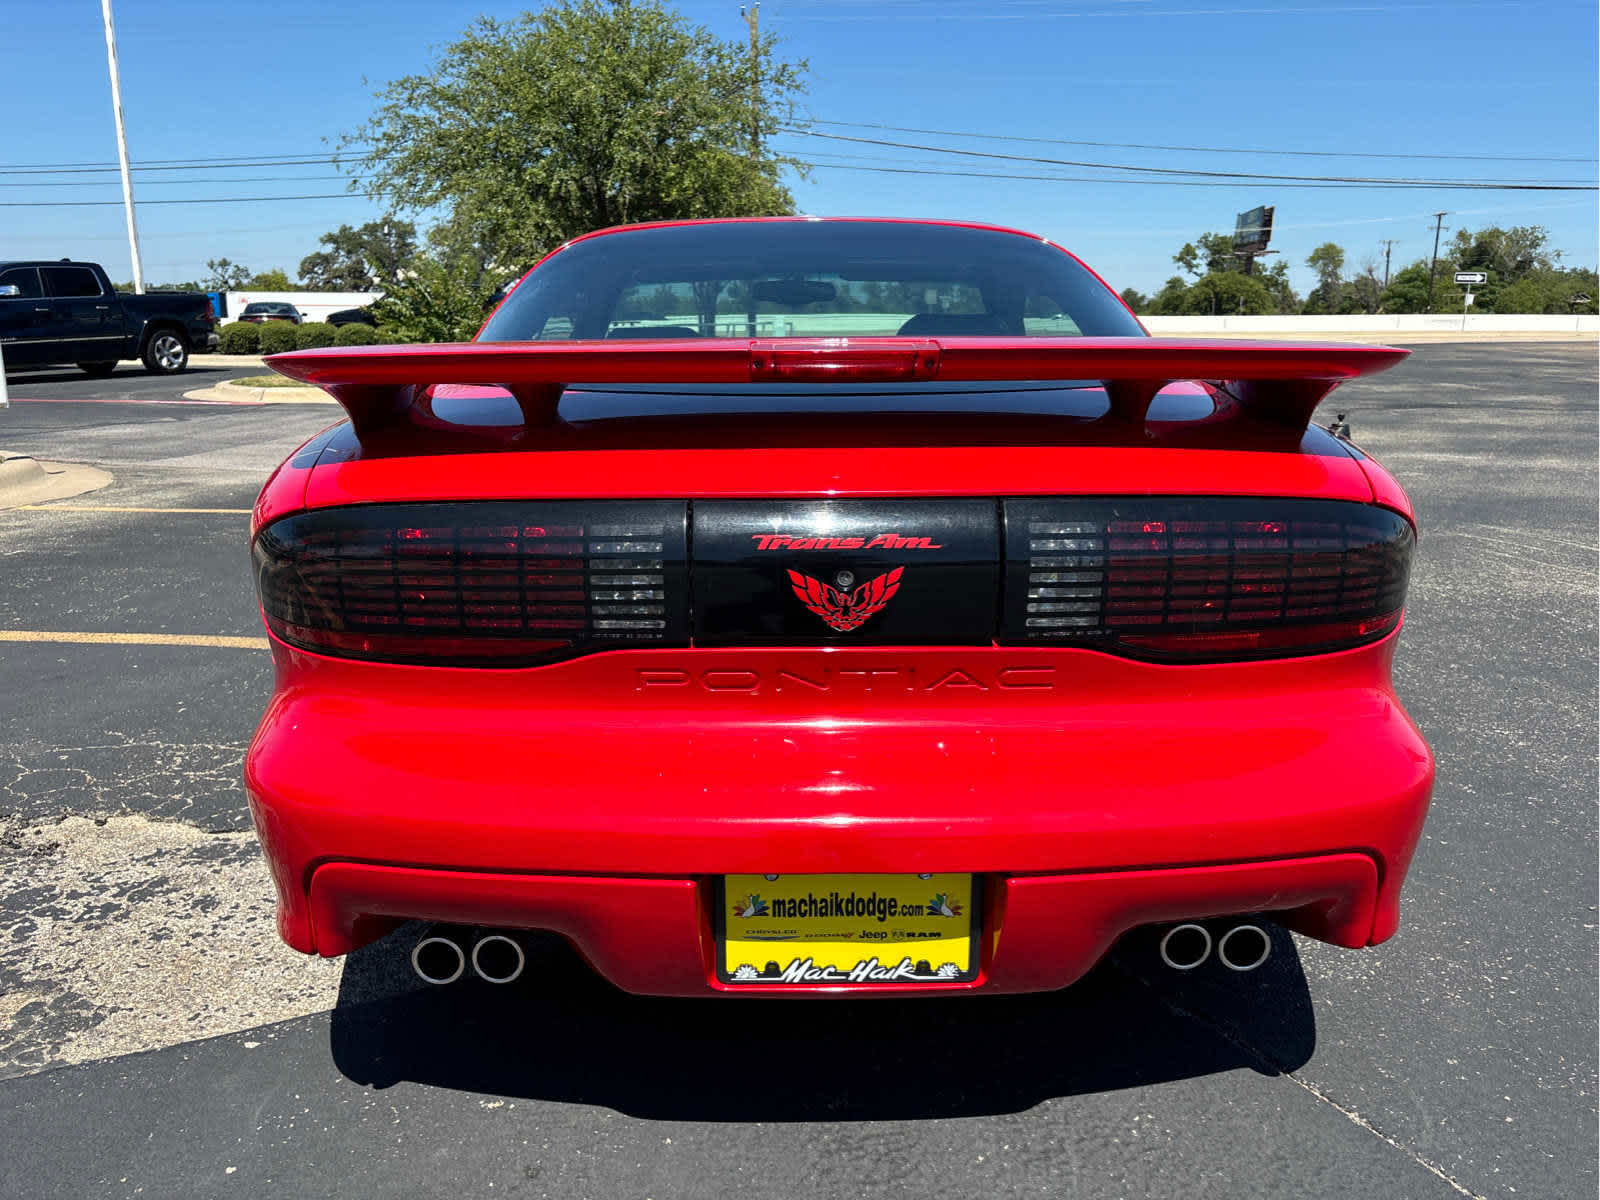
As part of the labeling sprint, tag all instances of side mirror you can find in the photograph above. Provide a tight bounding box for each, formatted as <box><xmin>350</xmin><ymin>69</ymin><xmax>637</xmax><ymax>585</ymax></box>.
<box><xmin>0</xmin><ymin>284</ymin><xmax>21</xmax><ymax>298</ymax></box>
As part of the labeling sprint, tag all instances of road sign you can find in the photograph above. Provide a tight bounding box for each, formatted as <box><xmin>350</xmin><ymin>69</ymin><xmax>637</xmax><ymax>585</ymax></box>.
<box><xmin>1454</xmin><ymin>271</ymin><xmax>1489</xmax><ymax>285</ymax></box>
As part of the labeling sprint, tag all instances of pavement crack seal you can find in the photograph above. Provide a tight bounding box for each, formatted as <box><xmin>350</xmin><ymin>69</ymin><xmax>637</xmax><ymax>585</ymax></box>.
<box><xmin>1109</xmin><ymin>956</ymin><xmax>1491</xmax><ymax>1200</ymax></box>
<box><xmin>0</xmin><ymin>811</ymin><xmax>340</xmax><ymax>1080</ymax></box>
<box><xmin>1</xmin><ymin>732</ymin><xmax>256</xmax><ymax>826</ymax></box>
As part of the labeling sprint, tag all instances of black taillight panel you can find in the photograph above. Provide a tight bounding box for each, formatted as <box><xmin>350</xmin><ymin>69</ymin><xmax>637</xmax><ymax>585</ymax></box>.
<box><xmin>253</xmin><ymin>501</ymin><xmax>688</xmax><ymax>665</ymax></box>
<box><xmin>1001</xmin><ymin>497</ymin><xmax>1413</xmax><ymax>661</ymax></box>
<box><xmin>255</xmin><ymin>496</ymin><xmax>1412</xmax><ymax>666</ymax></box>
<box><xmin>691</xmin><ymin>499</ymin><xmax>1000</xmax><ymax>646</ymax></box>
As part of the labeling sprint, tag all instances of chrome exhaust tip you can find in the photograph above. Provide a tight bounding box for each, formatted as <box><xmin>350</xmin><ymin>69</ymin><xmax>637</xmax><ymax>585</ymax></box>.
<box><xmin>470</xmin><ymin>933</ymin><xmax>526</xmax><ymax>984</ymax></box>
<box><xmin>1158</xmin><ymin>922</ymin><xmax>1212</xmax><ymax>970</ymax></box>
<box><xmin>1217</xmin><ymin>923</ymin><xmax>1272</xmax><ymax>972</ymax></box>
<box><xmin>410</xmin><ymin>934</ymin><xmax>467</xmax><ymax>985</ymax></box>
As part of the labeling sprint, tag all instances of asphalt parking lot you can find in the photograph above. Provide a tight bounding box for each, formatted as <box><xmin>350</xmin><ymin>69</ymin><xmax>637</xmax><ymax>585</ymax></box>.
<box><xmin>0</xmin><ymin>344</ymin><xmax>1594</xmax><ymax>1199</ymax></box>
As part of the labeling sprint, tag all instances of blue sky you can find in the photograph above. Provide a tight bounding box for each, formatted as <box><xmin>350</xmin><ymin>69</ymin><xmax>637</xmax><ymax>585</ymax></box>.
<box><xmin>3</xmin><ymin>0</ymin><xmax>1595</xmax><ymax>296</ymax></box>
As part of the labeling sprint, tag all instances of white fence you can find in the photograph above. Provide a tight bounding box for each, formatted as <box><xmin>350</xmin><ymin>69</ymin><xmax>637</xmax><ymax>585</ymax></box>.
<box><xmin>1142</xmin><ymin>314</ymin><xmax>1597</xmax><ymax>335</ymax></box>
<box><xmin>221</xmin><ymin>291</ymin><xmax>381</xmax><ymax>324</ymax></box>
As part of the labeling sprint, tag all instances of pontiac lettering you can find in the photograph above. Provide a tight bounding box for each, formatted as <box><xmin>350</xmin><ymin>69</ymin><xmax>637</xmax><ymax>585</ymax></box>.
<box><xmin>635</xmin><ymin>666</ymin><xmax>1057</xmax><ymax>692</ymax></box>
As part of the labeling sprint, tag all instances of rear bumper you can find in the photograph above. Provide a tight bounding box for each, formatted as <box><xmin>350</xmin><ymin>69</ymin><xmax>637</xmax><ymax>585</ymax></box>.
<box><xmin>246</xmin><ymin>638</ymin><xmax>1433</xmax><ymax>995</ymax></box>
<box><xmin>307</xmin><ymin>853</ymin><xmax>1379</xmax><ymax>996</ymax></box>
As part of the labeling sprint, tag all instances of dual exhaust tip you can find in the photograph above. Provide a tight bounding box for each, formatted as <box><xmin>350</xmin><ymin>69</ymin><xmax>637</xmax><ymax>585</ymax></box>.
<box><xmin>410</xmin><ymin>929</ymin><xmax>525</xmax><ymax>986</ymax></box>
<box><xmin>414</xmin><ymin>920</ymin><xmax>1273</xmax><ymax>984</ymax></box>
<box><xmin>1158</xmin><ymin>921</ymin><xmax>1272</xmax><ymax>973</ymax></box>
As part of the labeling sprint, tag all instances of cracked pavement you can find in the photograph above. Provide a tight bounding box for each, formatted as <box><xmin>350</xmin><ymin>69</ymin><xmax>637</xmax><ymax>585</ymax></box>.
<box><xmin>0</xmin><ymin>350</ymin><xmax>1594</xmax><ymax>1198</ymax></box>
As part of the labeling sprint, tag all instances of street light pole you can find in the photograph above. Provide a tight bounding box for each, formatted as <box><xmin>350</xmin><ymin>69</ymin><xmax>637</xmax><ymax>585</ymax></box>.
<box><xmin>101</xmin><ymin>0</ymin><xmax>145</xmax><ymax>294</ymax></box>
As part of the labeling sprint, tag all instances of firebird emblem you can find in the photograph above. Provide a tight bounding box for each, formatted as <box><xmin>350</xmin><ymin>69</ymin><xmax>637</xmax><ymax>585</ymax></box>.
<box><xmin>787</xmin><ymin>567</ymin><xmax>904</xmax><ymax>632</ymax></box>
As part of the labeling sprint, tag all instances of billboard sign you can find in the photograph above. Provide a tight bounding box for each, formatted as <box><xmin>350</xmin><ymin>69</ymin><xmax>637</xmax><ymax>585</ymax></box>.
<box><xmin>1233</xmin><ymin>206</ymin><xmax>1275</xmax><ymax>255</ymax></box>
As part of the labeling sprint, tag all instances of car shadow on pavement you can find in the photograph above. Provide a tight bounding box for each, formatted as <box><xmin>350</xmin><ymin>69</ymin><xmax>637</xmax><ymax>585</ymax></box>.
<box><xmin>328</xmin><ymin>923</ymin><xmax>1316</xmax><ymax>1120</ymax></box>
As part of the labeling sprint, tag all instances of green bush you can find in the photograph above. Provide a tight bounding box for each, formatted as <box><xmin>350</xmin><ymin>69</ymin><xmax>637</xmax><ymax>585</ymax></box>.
<box><xmin>256</xmin><ymin>321</ymin><xmax>300</xmax><ymax>355</ymax></box>
<box><xmin>334</xmin><ymin>321</ymin><xmax>379</xmax><ymax>346</ymax></box>
<box><xmin>294</xmin><ymin>322</ymin><xmax>338</xmax><ymax>349</ymax></box>
<box><xmin>218</xmin><ymin>321</ymin><xmax>261</xmax><ymax>354</ymax></box>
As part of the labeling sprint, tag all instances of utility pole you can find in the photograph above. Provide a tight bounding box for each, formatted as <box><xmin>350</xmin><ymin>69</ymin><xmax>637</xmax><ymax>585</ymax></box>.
<box><xmin>101</xmin><ymin>0</ymin><xmax>144</xmax><ymax>294</ymax></box>
<box><xmin>741</xmin><ymin>4</ymin><xmax>760</xmax><ymax>158</ymax></box>
<box><xmin>1425</xmin><ymin>212</ymin><xmax>1448</xmax><ymax>313</ymax></box>
<box><xmin>1379</xmin><ymin>239</ymin><xmax>1398</xmax><ymax>288</ymax></box>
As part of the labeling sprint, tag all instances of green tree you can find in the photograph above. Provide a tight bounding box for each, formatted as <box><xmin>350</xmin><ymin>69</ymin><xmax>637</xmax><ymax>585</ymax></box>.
<box><xmin>342</xmin><ymin>1</ymin><xmax>808</xmax><ymax>271</ymax></box>
<box><xmin>1434</xmin><ymin>225</ymin><xmax>1560</xmax><ymax>311</ymax></box>
<box><xmin>1118</xmin><ymin>287</ymin><xmax>1150</xmax><ymax>313</ymax></box>
<box><xmin>245</xmin><ymin>268</ymin><xmax>294</xmax><ymax>290</ymax></box>
<box><xmin>370</xmin><ymin>251</ymin><xmax>497</xmax><ymax>343</ymax></box>
<box><xmin>1257</xmin><ymin>259</ymin><xmax>1301</xmax><ymax>314</ymax></box>
<box><xmin>298</xmin><ymin>218</ymin><xmax>418</xmax><ymax>290</ymax></box>
<box><xmin>1487</xmin><ymin>266</ymin><xmax>1599</xmax><ymax>313</ymax></box>
<box><xmin>1303</xmin><ymin>242</ymin><xmax>1347</xmax><ymax>314</ymax></box>
<box><xmin>1173</xmin><ymin>232</ymin><xmax>1239</xmax><ymax>280</ymax></box>
<box><xmin>1341</xmin><ymin>259</ymin><xmax>1383</xmax><ymax>315</ymax></box>
<box><xmin>1379</xmin><ymin>261</ymin><xmax>1434</xmax><ymax>313</ymax></box>
<box><xmin>1148</xmin><ymin>275</ymin><xmax>1192</xmax><ymax>315</ymax></box>
<box><xmin>1449</xmin><ymin>224</ymin><xmax>1556</xmax><ymax>281</ymax></box>
<box><xmin>204</xmin><ymin>258</ymin><xmax>251</xmax><ymax>291</ymax></box>
<box><xmin>1183</xmin><ymin>271</ymin><xmax>1275</xmax><ymax>316</ymax></box>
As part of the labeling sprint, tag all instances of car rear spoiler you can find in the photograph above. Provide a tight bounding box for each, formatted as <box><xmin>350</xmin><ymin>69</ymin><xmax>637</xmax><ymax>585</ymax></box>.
<box><xmin>265</xmin><ymin>336</ymin><xmax>1408</xmax><ymax>438</ymax></box>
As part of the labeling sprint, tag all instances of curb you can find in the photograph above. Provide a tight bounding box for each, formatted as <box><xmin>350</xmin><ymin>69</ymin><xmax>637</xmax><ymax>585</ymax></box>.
<box><xmin>182</xmin><ymin>380</ymin><xmax>336</xmax><ymax>405</ymax></box>
<box><xmin>0</xmin><ymin>453</ymin><xmax>113</xmax><ymax>508</ymax></box>
<box><xmin>190</xmin><ymin>354</ymin><xmax>266</xmax><ymax>369</ymax></box>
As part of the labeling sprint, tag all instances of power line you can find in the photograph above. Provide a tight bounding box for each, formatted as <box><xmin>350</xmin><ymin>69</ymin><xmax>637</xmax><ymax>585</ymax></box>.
<box><xmin>804</xmin><ymin>117</ymin><xmax>1599</xmax><ymax>165</ymax></box>
<box><xmin>0</xmin><ymin>193</ymin><xmax>371</xmax><ymax>208</ymax></box>
<box><xmin>0</xmin><ymin>157</ymin><xmax>346</xmax><ymax>177</ymax></box>
<box><xmin>796</xmin><ymin>161</ymin><xmax>1595</xmax><ymax>191</ymax></box>
<box><xmin>0</xmin><ymin>175</ymin><xmax>355</xmax><ymax>188</ymax></box>
<box><xmin>780</xmin><ymin>128</ymin><xmax>1599</xmax><ymax>190</ymax></box>
<box><xmin>788</xmin><ymin>146</ymin><xmax>1580</xmax><ymax>191</ymax></box>
<box><xmin>0</xmin><ymin>152</ymin><xmax>339</xmax><ymax>169</ymax></box>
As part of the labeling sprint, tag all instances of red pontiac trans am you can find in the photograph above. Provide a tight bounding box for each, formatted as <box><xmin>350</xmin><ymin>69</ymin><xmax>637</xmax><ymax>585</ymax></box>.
<box><xmin>248</xmin><ymin>217</ymin><xmax>1432</xmax><ymax>995</ymax></box>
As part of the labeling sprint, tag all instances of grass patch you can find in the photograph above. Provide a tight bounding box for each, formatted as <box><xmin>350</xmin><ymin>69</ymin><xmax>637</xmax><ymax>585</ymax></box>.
<box><xmin>228</xmin><ymin>374</ymin><xmax>313</xmax><ymax>388</ymax></box>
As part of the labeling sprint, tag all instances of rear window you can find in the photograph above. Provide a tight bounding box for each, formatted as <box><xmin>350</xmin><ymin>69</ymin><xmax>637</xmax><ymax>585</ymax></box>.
<box><xmin>479</xmin><ymin>221</ymin><xmax>1141</xmax><ymax>343</ymax></box>
<box><xmin>41</xmin><ymin>266</ymin><xmax>103</xmax><ymax>298</ymax></box>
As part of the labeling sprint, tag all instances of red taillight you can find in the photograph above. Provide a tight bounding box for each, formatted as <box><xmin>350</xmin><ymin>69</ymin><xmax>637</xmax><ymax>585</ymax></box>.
<box><xmin>253</xmin><ymin>502</ymin><xmax>689</xmax><ymax>665</ymax></box>
<box><xmin>1004</xmin><ymin>498</ymin><xmax>1413</xmax><ymax>662</ymax></box>
<box><xmin>748</xmin><ymin>339</ymin><xmax>940</xmax><ymax>382</ymax></box>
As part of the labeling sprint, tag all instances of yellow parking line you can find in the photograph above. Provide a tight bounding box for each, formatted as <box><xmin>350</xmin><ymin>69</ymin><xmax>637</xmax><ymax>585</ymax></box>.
<box><xmin>15</xmin><ymin>505</ymin><xmax>252</xmax><ymax>514</ymax></box>
<box><xmin>0</xmin><ymin>631</ymin><xmax>268</xmax><ymax>650</ymax></box>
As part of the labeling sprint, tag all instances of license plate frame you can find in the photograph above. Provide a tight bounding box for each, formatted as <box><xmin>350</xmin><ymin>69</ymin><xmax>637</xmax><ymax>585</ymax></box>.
<box><xmin>715</xmin><ymin>873</ymin><xmax>982</xmax><ymax>986</ymax></box>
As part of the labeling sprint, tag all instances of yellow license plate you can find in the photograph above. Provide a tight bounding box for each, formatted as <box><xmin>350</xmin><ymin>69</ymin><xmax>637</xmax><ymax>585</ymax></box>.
<box><xmin>718</xmin><ymin>873</ymin><xmax>979</xmax><ymax>985</ymax></box>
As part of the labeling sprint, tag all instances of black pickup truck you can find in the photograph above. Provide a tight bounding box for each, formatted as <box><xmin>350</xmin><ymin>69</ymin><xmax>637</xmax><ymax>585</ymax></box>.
<box><xmin>0</xmin><ymin>260</ymin><xmax>218</xmax><ymax>376</ymax></box>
